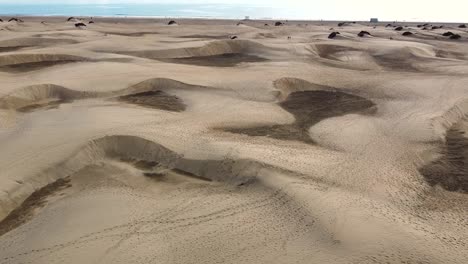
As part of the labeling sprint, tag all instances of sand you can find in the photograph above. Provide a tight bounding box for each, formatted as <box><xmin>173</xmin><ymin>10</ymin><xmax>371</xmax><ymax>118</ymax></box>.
<box><xmin>0</xmin><ymin>16</ymin><xmax>467</xmax><ymax>263</ymax></box>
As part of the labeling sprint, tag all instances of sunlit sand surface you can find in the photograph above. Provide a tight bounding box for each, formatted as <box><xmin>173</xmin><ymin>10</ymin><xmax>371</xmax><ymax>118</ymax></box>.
<box><xmin>0</xmin><ymin>17</ymin><xmax>467</xmax><ymax>264</ymax></box>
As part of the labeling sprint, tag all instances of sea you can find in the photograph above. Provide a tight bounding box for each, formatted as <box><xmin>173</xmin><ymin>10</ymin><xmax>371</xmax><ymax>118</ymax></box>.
<box><xmin>0</xmin><ymin>4</ymin><xmax>301</xmax><ymax>20</ymax></box>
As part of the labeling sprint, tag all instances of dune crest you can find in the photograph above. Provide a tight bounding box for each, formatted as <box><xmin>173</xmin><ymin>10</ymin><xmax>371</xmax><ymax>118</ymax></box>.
<box><xmin>0</xmin><ymin>84</ymin><xmax>96</xmax><ymax>112</ymax></box>
<box><xmin>118</xmin><ymin>39</ymin><xmax>274</xmax><ymax>66</ymax></box>
<box><xmin>0</xmin><ymin>53</ymin><xmax>87</xmax><ymax>72</ymax></box>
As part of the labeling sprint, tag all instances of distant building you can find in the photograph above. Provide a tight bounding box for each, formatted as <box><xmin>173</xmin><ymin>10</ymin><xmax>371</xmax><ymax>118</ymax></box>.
<box><xmin>244</xmin><ymin>16</ymin><xmax>250</xmax><ymax>20</ymax></box>
<box><xmin>370</xmin><ymin>18</ymin><xmax>379</xmax><ymax>23</ymax></box>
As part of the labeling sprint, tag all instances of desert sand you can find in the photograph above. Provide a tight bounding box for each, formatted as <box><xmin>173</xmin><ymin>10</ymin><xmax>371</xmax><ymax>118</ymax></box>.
<box><xmin>0</xmin><ymin>16</ymin><xmax>467</xmax><ymax>263</ymax></box>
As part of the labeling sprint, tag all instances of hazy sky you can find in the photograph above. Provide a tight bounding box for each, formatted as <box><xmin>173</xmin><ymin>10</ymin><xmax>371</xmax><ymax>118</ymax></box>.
<box><xmin>0</xmin><ymin>0</ymin><xmax>466</xmax><ymax>22</ymax></box>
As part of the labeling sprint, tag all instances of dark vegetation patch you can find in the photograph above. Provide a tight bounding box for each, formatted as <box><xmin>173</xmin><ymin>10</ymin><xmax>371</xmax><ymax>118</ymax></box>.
<box><xmin>419</xmin><ymin>123</ymin><xmax>468</xmax><ymax>193</ymax></box>
<box><xmin>338</xmin><ymin>22</ymin><xmax>355</xmax><ymax>27</ymax></box>
<box><xmin>119</xmin><ymin>90</ymin><xmax>186</xmax><ymax>112</ymax></box>
<box><xmin>0</xmin><ymin>178</ymin><xmax>71</xmax><ymax>237</ymax></box>
<box><xmin>223</xmin><ymin>90</ymin><xmax>376</xmax><ymax>144</ymax></box>
<box><xmin>159</xmin><ymin>53</ymin><xmax>268</xmax><ymax>67</ymax></box>
<box><xmin>8</xmin><ymin>18</ymin><xmax>23</xmax><ymax>23</ymax></box>
<box><xmin>357</xmin><ymin>31</ymin><xmax>371</xmax><ymax>37</ymax></box>
<box><xmin>328</xmin><ymin>32</ymin><xmax>340</xmax><ymax>39</ymax></box>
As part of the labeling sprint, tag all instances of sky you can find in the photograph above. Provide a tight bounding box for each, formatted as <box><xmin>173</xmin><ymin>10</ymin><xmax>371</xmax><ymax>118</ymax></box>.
<box><xmin>0</xmin><ymin>0</ymin><xmax>466</xmax><ymax>22</ymax></box>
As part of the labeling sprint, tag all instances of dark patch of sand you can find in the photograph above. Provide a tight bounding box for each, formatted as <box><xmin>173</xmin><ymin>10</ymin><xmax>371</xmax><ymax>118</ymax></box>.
<box><xmin>119</xmin><ymin>90</ymin><xmax>186</xmax><ymax>112</ymax></box>
<box><xmin>373</xmin><ymin>54</ymin><xmax>422</xmax><ymax>72</ymax></box>
<box><xmin>435</xmin><ymin>50</ymin><xmax>468</xmax><ymax>60</ymax></box>
<box><xmin>171</xmin><ymin>168</ymin><xmax>213</xmax><ymax>182</ymax></box>
<box><xmin>419</xmin><ymin>123</ymin><xmax>468</xmax><ymax>193</ymax></box>
<box><xmin>223</xmin><ymin>90</ymin><xmax>376</xmax><ymax>144</ymax></box>
<box><xmin>0</xmin><ymin>178</ymin><xmax>71</xmax><ymax>237</ymax></box>
<box><xmin>100</xmin><ymin>31</ymin><xmax>159</xmax><ymax>37</ymax></box>
<box><xmin>0</xmin><ymin>46</ymin><xmax>30</xmax><ymax>53</ymax></box>
<box><xmin>32</xmin><ymin>33</ymin><xmax>79</xmax><ymax>38</ymax></box>
<box><xmin>143</xmin><ymin>172</ymin><xmax>166</xmax><ymax>179</ymax></box>
<box><xmin>179</xmin><ymin>35</ymin><xmax>229</xmax><ymax>39</ymax></box>
<box><xmin>0</xmin><ymin>60</ymin><xmax>81</xmax><ymax>73</ymax></box>
<box><xmin>314</xmin><ymin>44</ymin><xmax>359</xmax><ymax>60</ymax></box>
<box><xmin>159</xmin><ymin>53</ymin><xmax>268</xmax><ymax>67</ymax></box>
<box><xmin>16</xmin><ymin>99</ymin><xmax>72</xmax><ymax>113</ymax></box>
<box><xmin>123</xmin><ymin>158</ymin><xmax>211</xmax><ymax>182</ymax></box>
<box><xmin>120</xmin><ymin>157</ymin><xmax>160</xmax><ymax>170</ymax></box>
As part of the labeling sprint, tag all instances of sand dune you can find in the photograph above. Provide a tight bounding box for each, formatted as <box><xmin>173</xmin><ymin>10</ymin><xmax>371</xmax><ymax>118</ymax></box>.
<box><xmin>0</xmin><ymin>37</ymin><xmax>78</xmax><ymax>51</ymax></box>
<box><xmin>0</xmin><ymin>53</ymin><xmax>87</xmax><ymax>72</ymax></box>
<box><xmin>420</xmin><ymin>120</ymin><xmax>468</xmax><ymax>192</ymax></box>
<box><xmin>0</xmin><ymin>84</ymin><xmax>97</xmax><ymax>112</ymax></box>
<box><xmin>222</xmin><ymin>86</ymin><xmax>376</xmax><ymax>144</ymax></box>
<box><xmin>117</xmin><ymin>39</ymin><xmax>276</xmax><ymax>66</ymax></box>
<box><xmin>311</xmin><ymin>40</ymin><xmax>459</xmax><ymax>72</ymax></box>
<box><xmin>0</xmin><ymin>134</ymin><xmax>265</xmax><ymax>224</ymax></box>
<box><xmin>0</xmin><ymin>17</ymin><xmax>467</xmax><ymax>264</ymax></box>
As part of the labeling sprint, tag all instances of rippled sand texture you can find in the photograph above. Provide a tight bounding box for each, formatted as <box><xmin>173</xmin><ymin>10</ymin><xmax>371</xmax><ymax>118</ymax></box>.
<box><xmin>0</xmin><ymin>17</ymin><xmax>467</xmax><ymax>264</ymax></box>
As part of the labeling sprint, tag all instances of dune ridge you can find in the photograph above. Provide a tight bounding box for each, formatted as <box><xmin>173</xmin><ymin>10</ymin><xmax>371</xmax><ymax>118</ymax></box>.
<box><xmin>116</xmin><ymin>39</ymin><xmax>276</xmax><ymax>66</ymax></box>
<box><xmin>0</xmin><ymin>84</ymin><xmax>97</xmax><ymax>112</ymax></box>
<box><xmin>0</xmin><ymin>135</ymin><xmax>269</xmax><ymax>222</ymax></box>
<box><xmin>0</xmin><ymin>53</ymin><xmax>87</xmax><ymax>72</ymax></box>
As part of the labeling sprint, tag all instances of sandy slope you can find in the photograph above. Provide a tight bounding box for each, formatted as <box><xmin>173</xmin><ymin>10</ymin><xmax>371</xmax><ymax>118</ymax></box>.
<box><xmin>0</xmin><ymin>17</ymin><xmax>467</xmax><ymax>263</ymax></box>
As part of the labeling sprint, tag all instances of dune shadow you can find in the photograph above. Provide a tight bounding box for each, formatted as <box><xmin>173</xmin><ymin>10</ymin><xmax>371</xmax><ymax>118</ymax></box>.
<box><xmin>0</xmin><ymin>46</ymin><xmax>30</xmax><ymax>53</ymax></box>
<box><xmin>116</xmin><ymin>40</ymin><xmax>273</xmax><ymax>67</ymax></box>
<box><xmin>0</xmin><ymin>60</ymin><xmax>82</xmax><ymax>73</ymax></box>
<box><xmin>0</xmin><ymin>178</ymin><xmax>71</xmax><ymax>237</ymax></box>
<box><xmin>118</xmin><ymin>90</ymin><xmax>186</xmax><ymax>112</ymax></box>
<box><xmin>314</xmin><ymin>44</ymin><xmax>360</xmax><ymax>60</ymax></box>
<box><xmin>419</xmin><ymin>123</ymin><xmax>468</xmax><ymax>193</ymax></box>
<box><xmin>373</xmin><ymin>54</ymin><xmax>423</xmax><ymax>72</ymax></box>
<box><xmin>179</xmin><ymin>35</ymin><xmax>229</xmax><ymax>39</ymax></box>
<box><xmin>100</xmin><ymin>31</ymin><xmax>159</xmax><ymax>37</ymax></box>
<box><xmin>223</xmin><ymin>90</ymin><xmax>376</xmax><ymax>144</ymax></box>
<box><xmin>158</xmin><ymin>53</ymin><xmax>268</xmax><ymax>67</ymax></box>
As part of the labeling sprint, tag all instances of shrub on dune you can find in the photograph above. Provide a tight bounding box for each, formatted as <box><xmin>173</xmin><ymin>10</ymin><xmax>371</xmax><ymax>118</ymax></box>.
<box><xmin>357</xmin><ymin>31</ymin><xmax>371</xmax><ymax>37</ymax></box>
